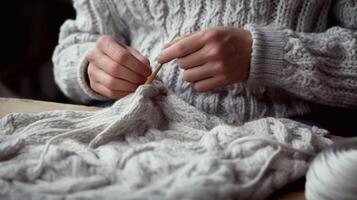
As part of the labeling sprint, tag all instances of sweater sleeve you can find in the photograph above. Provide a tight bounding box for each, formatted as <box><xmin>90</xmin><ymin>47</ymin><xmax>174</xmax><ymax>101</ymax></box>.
<box><xmin>244</xmin><ymin>0</ymin><xmax>357</xmax><ymax>108</ymax></box>
<box><xmin>52</xmin><ymin>0</ymin><xmax>129</xmax><ymax>103</ymax></box>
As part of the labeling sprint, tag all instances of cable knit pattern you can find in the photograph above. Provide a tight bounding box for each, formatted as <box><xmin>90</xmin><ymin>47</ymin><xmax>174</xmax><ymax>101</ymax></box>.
<box><xmin>53</xmin><ymin>0</ymin><xmax>357</xmax><ymax>124</ymax></box>
<box><xmin>0</xmin><ymin>84</ymin><xmax>332</xmax><ymax>200</ymax></box>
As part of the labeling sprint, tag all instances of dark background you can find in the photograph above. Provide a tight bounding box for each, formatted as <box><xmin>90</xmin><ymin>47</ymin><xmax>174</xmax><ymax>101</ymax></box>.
<box><xmin>0</xmin><ymin>0</ymin><xmax>75</xmax><ymax>102</ymax></box>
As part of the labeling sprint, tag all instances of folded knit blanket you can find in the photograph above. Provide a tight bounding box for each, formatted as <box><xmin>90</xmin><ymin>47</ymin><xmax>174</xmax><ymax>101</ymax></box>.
<box><xmin>0</xmin><ymin>84</ymin><xmax>331</xmax><ymax>200</ymax></box>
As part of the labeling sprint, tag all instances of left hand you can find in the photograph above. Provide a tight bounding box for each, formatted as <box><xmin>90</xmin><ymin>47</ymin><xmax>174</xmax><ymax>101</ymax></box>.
<box><xmin>157</xmin><ymin>27</ymin><xmax>252</xmax><ymax>92</ymax></box>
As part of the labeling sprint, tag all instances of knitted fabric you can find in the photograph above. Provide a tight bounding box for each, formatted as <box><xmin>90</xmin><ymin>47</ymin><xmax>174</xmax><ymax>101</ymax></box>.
<box><xmin>53</xmin><ymin>0</ymin><xmax>357</xmax><ymax>124</ymax></box>
<box><xmin>0</xmin><ymin>85</ymin><xmax>331</xmax><ymax>200</ymax></box>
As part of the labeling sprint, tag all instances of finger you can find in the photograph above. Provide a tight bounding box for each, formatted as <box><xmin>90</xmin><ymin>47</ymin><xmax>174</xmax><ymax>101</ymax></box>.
<box><xmin>87</xmin><ymin>49</ymin><xmax>146</xmax><ymax>84</ymax></box>
<box><xmin>88</xmin><ymin>64</ymin><xmax>138</xmax><ymax>92</ymax></box>
<box><xmin>90</xmin><ymin>81</ymin><xmax>131</xmax><ymax>99</ymax></box>
<box><xmin>193</xmin><ymin>75</ymin><xmax>229</xmax><ymax>92</ymax></box>
<box><xmin>182</xmin><ymin>63</ymin><xmax>215</xmax><ymax>83</ymax></box>
<box><xmin>157</xmin><ymin>31</ymin><xmax>205</xmax><ymax>64</ymax></box>
<box><xmin>177</xmin><ymin>45</ymin><xmax>211</xmax><ymax>69</ymax></box>
<box><xmin>87</xmin><ymin>62</ymin><xmax>96</xmax><ymax>79</ymax></box>
<box><xmin>163</xmin><ymin>33</ymin><xmax>192</xmax><ymax>50</ymax></box>
<box><xmin>96</xmin><ymin>36</ymin><xmax>151</xmax><ymax>77</ymax></box>
<box><xmin>127</xmin><ymin>47</ymin><xmax>151</xmax><ymax>67</ymax></box>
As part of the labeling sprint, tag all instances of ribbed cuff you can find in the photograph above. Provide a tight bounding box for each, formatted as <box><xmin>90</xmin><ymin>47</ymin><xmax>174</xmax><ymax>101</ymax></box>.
<box><xmin>77</xmin><ymin>46</ymin><xmax>109</xmax><ymax>101</ymax></box>
<box><xmin>244</xmin><ymin>24</ymin><xmax>286</xmax><ymax>87</ymax></box>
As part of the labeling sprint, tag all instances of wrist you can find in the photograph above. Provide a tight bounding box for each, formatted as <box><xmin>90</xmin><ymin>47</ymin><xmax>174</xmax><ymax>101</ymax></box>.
<box><xmin>243</xmin><ymin>24</ymin><xmax>286</xmax><ymax>87</ymax></box>
<box><xmin>243</xmin><ymin>29</ymin><xmax>253</xmax><ymax>81</ymax></box>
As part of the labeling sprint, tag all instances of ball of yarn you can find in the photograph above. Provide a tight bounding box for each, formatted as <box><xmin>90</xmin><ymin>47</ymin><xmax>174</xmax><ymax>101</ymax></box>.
<box><xmin>306</xmin><ymin>138</ymin><xmax>357</xmax><ymax>200</ymax></box>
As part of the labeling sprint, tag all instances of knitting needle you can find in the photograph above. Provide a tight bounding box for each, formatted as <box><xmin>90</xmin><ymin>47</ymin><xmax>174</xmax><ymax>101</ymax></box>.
<box><xmin>145</xmin><ymin>60</ymin><xmax>163</xmax><ymax>85</ymax></box>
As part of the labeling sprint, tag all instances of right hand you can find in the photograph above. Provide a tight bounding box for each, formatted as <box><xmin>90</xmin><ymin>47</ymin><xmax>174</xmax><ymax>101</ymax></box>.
<box><xmin>86</xmin><ymin>35</ymin><xmax>152</xmax><ymax>99</ymax></box>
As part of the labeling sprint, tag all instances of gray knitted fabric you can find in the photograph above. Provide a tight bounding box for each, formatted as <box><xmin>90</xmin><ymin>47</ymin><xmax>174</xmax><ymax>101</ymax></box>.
<box><xmin>0</xmin><ymin>84</ymin><xmax>331</xmax><ymax>200</ymax></box>
<box><xmin>53</xmin><ymin>0</ymin><xmax>357</xmax><ymax>124</ymax></box>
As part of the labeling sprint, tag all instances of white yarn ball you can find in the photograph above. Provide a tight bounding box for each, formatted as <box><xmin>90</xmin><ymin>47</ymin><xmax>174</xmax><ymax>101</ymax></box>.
<box><xmin>306</xmin><ymin>138</ymin><xmax>357</xmax><ymax>200</ymax></box>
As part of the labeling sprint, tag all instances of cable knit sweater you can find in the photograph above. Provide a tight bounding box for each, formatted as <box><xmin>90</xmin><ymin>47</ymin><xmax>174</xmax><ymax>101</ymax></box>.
<box><xmin>53</xmin><ymin>0</ymin><xmax>357</xmax><ymax>124</ymax></box>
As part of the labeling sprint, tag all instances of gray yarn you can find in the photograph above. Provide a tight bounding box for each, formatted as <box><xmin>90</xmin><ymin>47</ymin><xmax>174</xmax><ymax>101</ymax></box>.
<box><xmin>0</xmin><ymin>85</ymin><xmax>331</xmax><ymax>200</ymax></box>
<box><xmin>306</xmin><ymin>138</ymin><xmax>357</xmax><ymax>200</ymax></box>
<box><xmin>53</xmin><ymin>0</ymin><xmax>357</xmax><ymax>124</ymax></box>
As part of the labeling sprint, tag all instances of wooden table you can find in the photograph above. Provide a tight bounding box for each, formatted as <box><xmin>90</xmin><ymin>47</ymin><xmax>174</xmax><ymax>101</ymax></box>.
<box><xmin>1</xmin><ymin>97</ymin><xmax>340</xmax><ymax>200</ymax></box>
<box><xmin>0</xmin><ymin>98</ymin><xmax>99</xmax><ymax>118</ymax></box>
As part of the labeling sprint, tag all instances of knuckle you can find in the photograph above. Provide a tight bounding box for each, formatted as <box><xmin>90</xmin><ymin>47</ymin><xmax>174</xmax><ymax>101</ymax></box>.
<box><xmin>176</xmin><ymin>44</ymin><xmax>188</xmax><ymax>55</ymax></box>
<box><xmin>207</xmin><ymin>47</ymin><xmax>223</xmax><ymax>59</ymax></box>
<box><xmin>86</xmin><ymin>49</ymin><xmax>96</xmax><ymax>61</ymax></box>
<box><xmin>105</xmin><ymin>78</ymin><xmax>117</xmax><ymax>89</ymax></box>
<box><xmin>204</xmin><ymin>30</ymin><xmax>220</xmax><ymax>42</ymax></box>
<box><xmin>193</xmin><ymin>84</ymin><xmax>204</xmax><ymax>92</ymax></box>
<box><xmin>183</xmin><ymin>71</ymin><xmax>193</xmax><ymax>82</ymax></box>
<box><xmin>116</xmin><ymin>51</ymin><xmax>130</xmax><ymax>63</ymax></box>
<box><xmin>97</xmin><ymin>35</ymin><xmax>113</xmax><ymax>47</ymax></box>
<box><xmin>176</xmin><ymin>59</ymin><xmax>187</xmax><ymax>69</ymax></box>
<box><xmin>214</xmin><ymin>62</ymin><xmax>225</xmax><ymax>73</ymax></box>
<box><xmin>106</xmin><ymin>63</ymin><xmax>120</xmax><ymax>76</ymax></box>
<box><xmin>138</xmin><ymin>56</ymin><xmax>150</xmax><ymax>67</ymax></box>
<box><xmin>87</xmin><ymin>64</ymin><xmax>94</xmax><ymax>76</ymax></box>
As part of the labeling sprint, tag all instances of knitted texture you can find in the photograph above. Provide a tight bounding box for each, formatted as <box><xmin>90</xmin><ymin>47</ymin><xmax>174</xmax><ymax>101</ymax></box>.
<box><xmin>53</xmin><ymin>0</ymin><xmax>357</xmax><ymax>124</ymax></box>
<box><xmin>0</xmin><ymin>84</ymin><xmax>331</xmax><ymax>200</ymax></box>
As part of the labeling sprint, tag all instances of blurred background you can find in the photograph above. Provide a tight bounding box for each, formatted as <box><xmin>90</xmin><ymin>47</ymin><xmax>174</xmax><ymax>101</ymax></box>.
<box><xmin>0</xmin><ymin>0</ymin><xmax>75</xmax><ymax>103</ymax></box>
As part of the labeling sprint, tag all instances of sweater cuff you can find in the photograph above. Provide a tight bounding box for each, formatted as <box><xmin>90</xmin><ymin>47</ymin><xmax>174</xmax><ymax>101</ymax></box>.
<box><xmin>244</xmin><ymin>25</ymin><xmax>286</xmax><ymax>87</ymax></box>
<box><xmin>77</xmin><ymin>47</ymin><xmax>109</xmax><ymax>101</ymax></box>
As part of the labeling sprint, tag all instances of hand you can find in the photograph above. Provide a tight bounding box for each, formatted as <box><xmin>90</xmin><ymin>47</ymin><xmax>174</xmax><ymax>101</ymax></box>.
<box><xmin>86</xmin><ymin>35</ymin><xmax>151</xmax><ymax>99</ymax></box>
<box><xmin>157</xmin><ymin>27</ymin><xmax>252</xmax><ymax>92</ymax></box>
